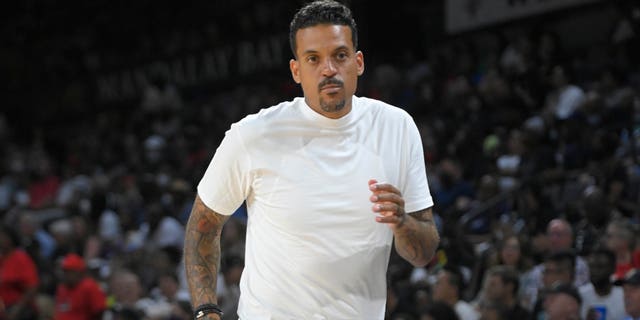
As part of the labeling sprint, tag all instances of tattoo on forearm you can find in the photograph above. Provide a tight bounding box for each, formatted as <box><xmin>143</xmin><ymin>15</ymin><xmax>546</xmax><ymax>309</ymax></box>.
<box><xmin>184</xmin><ymin>197</ymin><xmax>229</xmax><ymax>306</ymax></box>
<box><xmin>395</xmin><ymin>208</ymin><xmax>440</xmax><ymax>266</ymax></box>
<box><xmin>397</xmin><ymin>225</ymin><xmax>421</xmax><ymax>261</ymax></box>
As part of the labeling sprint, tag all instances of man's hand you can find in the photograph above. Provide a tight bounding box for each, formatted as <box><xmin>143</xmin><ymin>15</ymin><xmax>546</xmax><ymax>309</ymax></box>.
<box><xmin>368</xmin><ymin>179</ymin><xmax>439</xmax><ymax>267</ymax></box>
<box><xmin>369</xmin><ymin>179</ymin><xmax>406</xmax><ymax>230</ymax></box>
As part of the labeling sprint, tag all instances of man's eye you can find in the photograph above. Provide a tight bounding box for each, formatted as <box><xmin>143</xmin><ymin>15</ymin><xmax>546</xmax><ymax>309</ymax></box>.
<box><xmin>307</xmin><ymin>56</ymin><xmax>318</xmax><ymax>63</ymax></box>
<box><xmin>336</xmin><ymin>52</ymin><xmax>347</xmax><ymax>60</ymax></box>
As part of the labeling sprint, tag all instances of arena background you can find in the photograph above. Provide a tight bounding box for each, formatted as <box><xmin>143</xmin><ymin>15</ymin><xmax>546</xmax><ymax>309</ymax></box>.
<box><xmin>4</xmin><ymin>0</ymin><xmax>632</xmax><ymax>136</ymax></box>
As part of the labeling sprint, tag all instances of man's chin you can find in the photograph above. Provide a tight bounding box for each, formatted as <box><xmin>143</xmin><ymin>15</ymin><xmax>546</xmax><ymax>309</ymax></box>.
<box><xmin>321</xmin><ymin>103</ymin><xmax>345</xmax><ymax>113</ymax></box>
<box><xmin>319</xmin><ymin>97</ymin><xmax>346</xmax><ymax>113</ymax></box>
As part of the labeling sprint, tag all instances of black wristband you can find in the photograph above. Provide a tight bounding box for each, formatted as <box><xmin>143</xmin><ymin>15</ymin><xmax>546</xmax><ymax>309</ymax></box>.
<box><xmin>194</xmin><ymin>303</ymin><xmax>223</xmax><ymax>319</ymax></box>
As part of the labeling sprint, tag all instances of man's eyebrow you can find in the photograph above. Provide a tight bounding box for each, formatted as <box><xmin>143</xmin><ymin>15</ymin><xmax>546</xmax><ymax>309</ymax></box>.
<box><xmin>300</xmin><ymin>45</ymin><xmax>351</xmax><ymax>57</ymax></box>
<box><xmin>300</xmin><ymin>49</ymin><xmax>319</xmax><ymax>56</ymax></box>
<box><xmin>333</xmin><ymin>45</ymin><xmax>350</xmax><ymax>52</ymax></box>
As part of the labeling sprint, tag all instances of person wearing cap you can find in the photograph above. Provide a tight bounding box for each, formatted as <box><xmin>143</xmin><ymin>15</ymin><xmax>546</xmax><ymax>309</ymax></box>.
<box><xmin>615</xmin><ymin>269</ymin><xmax>640</xmax><ymax>320</ymax></box>
<box><xmin>54</xmin><ymin>253</ymin><xmax>107</xmax><ymax>320</ymax></box>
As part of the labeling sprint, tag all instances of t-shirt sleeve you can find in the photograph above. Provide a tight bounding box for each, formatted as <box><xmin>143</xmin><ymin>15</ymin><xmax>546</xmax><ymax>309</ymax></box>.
<box><xmin>402</xmin><ymin>117</ymin><xmax>433</xmax><ymax>213</ymax></box>
<box><xmin>197</xmin><ymin>125</ymin><xmax>251</xmax><ymax>216</ymax></box>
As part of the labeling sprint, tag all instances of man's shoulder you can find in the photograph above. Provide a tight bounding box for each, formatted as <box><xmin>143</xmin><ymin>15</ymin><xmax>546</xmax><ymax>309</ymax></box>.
<box><xmin>226</xmin><ymin>98</ymin><xmax>301</xmax><ymax>141</ymax></box>
<box><xmin>356</xmin><ymin>96</ymin><xmax>405</xmax><ymax>112</ymax></box>
<box><xmin>355</xmin><ymin>96</ymin><xmax>413</xmax><ymax>123</ymax></box>
<box><xmin>234</xmin><ymin>98</ymin><xmax>301</xmax><ymax>128</ymax></box>
<box><xmin>563</xmin><ymin>84</ymin><xmax>586</xmax><ymax>97</ymax></box>
<box><xmin>576</xmin><ymin>255</ymin><xmax>588</xmax><ymax>267</ymax></box>
<box><xmin>526</xmin><ymin>263</ymin><xmax>543</xmax><ymax>280</ymax></box>
<box><xmin>455</xmin><ymin>300</ymin><xmax>476</xmax><ymax>311</ymax></box>
<box><xmin>223</xmin><ymin>98</ymin><xmax>305</xmax><ymax>148</ymax></box>
<box><xmin>610</xmin><ymin>284</ymin><xmax>625</xmax><ymax>297</ymax></box>
<box><xmin>454</xmin><ymin>300</ymin><xmax>480</xmax><ymax>318</ymax></box>
<box><xmin>578</xmin><ymin>282</ymin><xmax>594</xmax><ymax>295</ymax></box>
<box><xmin>78</xmin><ymin>277</ymin><xmax>103</xmax><ymax>290</ymax></box>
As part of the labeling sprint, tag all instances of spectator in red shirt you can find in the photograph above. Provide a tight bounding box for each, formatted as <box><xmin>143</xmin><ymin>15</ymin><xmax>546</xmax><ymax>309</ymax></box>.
<box><xmin>0</xmin><ymin>225</ymin><xmax>39</xmax><ymax>320</ymax></box>
<box><xmin>604</xmin><ymin>218</ymin><xmax>640</xmax><ymax>280</ymax></box>
<box><xmin>54</xmin><ymin>253</ymin><xmax>107</xmax><ymax>320</ymax></box>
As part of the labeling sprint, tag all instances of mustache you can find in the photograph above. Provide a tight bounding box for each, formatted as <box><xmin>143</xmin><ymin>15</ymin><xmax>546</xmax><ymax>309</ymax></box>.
<box><xmin>318</xmin><ymin>78</ymin><xmax>344</xmax><ymax>90</ymax></box>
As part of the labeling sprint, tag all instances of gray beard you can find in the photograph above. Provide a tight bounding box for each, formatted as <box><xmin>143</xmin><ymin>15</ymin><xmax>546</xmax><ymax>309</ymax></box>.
<box><xmin>320</xmin><ymin>98</ymin><xmax>346</xmax><ymax>113</ymax></box>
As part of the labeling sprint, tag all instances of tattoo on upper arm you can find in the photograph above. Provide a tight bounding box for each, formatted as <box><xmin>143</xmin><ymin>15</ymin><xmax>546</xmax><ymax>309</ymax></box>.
<box><xmin>191</xmin><ymin>197</ymin><xmax>229</xmax><ymax>234</ymax></box>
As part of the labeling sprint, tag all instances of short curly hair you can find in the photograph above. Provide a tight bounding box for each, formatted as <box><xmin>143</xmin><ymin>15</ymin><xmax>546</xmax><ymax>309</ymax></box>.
<box><xmin>289</xmin><ymin>0</ymin><xmax>358</xmax><ymax>57</ymax></box>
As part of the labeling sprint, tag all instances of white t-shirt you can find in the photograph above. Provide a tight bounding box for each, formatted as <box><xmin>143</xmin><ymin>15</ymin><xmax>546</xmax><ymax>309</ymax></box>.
<box><xmin>198</xmin><ymin>96</ymin><xmax>433</xmax><ymax>319</ymax></box>
<box><xmin>454</xmin><ymin>300</ymin><xmax>480</xmax><ymax>320</ymax></box>
<box><xmin>548</xmin><ymin>84</ymin><xmax>585</xmax><ymax>120</ymax></box>
<box><xmin>579</xmin><ymin>283</ymin><xmax>626</xmax><ymax>320</ymax></box>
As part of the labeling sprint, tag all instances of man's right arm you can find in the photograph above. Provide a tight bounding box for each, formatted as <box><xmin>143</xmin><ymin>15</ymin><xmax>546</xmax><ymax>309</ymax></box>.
<box><xmin>184</xmin><ymin>195</ymin><xmax>230</xmax><ymax>319</ymax></box>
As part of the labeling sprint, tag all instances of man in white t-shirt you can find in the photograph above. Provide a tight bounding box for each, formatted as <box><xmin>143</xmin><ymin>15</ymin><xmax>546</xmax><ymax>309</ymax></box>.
<box><xmin>579</xmin><ymin>248</ymin><xmax>625</xmax><ymax>320</ymax></box>
<box><xmin>544</xmin><ymin>65</ymin><xmax>585</xmax><ymax>121</ymax></box>
<box><xmin>182</xmin><ymin>1</ymin><xmax>440</xmax><ymax>319</ymax></box>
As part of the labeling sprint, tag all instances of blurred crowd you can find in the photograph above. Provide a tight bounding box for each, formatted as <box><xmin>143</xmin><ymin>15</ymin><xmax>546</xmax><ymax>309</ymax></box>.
<box><xmin>1</xmin><ymin>1</ymin><xmax>640</xmax><ymax>319</ymax></box>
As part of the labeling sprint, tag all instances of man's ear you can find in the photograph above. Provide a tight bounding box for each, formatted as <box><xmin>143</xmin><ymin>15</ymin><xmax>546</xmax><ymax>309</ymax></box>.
<box><xmin>356</xmin><ymin>51</ymin><xmax>364</xmax><ymax>76</ymax></box>
<box><xmin>290</xmin><ymin>59</ymin><xmax>301</xmax><ymax>84</ymax></box>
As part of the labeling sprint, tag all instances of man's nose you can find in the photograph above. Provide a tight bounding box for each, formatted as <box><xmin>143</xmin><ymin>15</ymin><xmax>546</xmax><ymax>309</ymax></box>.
<box><xmin>321</xmin><ymin>58</ymin><xmax>337</xmax><ymax>77</ymax></box>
